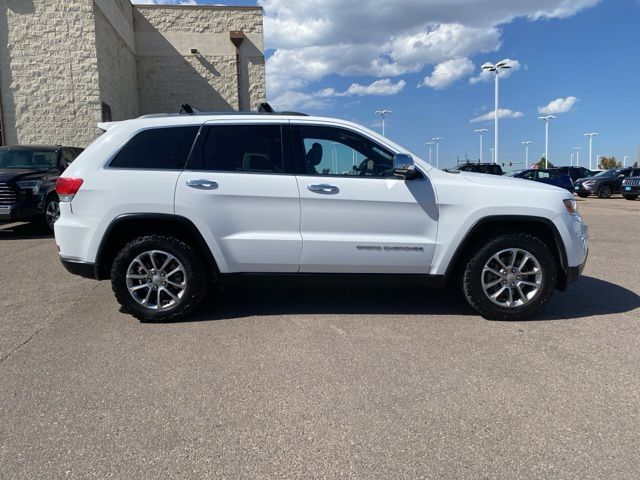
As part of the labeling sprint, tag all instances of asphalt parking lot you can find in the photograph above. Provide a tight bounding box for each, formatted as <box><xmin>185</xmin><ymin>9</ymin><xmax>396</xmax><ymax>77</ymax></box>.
<box><xmin>0</xmin><ymin>196</ymin><xmax>638</xmax><ymax>479</ymax></box>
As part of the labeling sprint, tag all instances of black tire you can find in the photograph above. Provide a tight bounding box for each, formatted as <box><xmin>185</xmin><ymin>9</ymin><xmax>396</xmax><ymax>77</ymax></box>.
<box><xmin>623</xmin><ymin>195</ymin><xmax>637</xmax><ymax>201</ymax></box>
<box><xmin>36</xmin><ymin>194</ymin><xmax>60</xmax><ymax>233</ymax></box>
<box><xmin>111</xmin><ymin>235</ymin><xmax>208</xmax><ymax>322</ymax></box>
<box><xmin>462</xmin><ymin>232</ymin><xmax>558</xmax><ymax>321</ymax></box>
<box><xmin>577</xmin><ymin>193</ymin><xmax>589</xmax><ymax>198</ymax></box>
<box><xmin>597</xmin><ymin>184</ymin><xmax>612</xmax><ymax>198</ymax></box>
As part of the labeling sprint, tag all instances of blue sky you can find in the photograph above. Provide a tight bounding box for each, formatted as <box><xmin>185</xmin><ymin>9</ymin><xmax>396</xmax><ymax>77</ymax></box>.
<box><xmin>135</xmin><ymin>0</ymin><xmax>640</xmax><ymax>169</ymax></box>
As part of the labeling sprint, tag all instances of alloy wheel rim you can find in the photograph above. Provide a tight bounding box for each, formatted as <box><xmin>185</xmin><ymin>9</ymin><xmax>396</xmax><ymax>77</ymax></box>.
<box><xmin>481</xmin><ymin>248</ymin><xmax>543</xmax><ymax>308</ymax></box>
<box><xmin>126</xmin><ymin>250</ymin><xmax>187</xmax><ymax>310</ymax></box>
<box><xmin>46</xmin><ymin>200</ymin><xmax>60</xmax><ymax>229</ymax></box>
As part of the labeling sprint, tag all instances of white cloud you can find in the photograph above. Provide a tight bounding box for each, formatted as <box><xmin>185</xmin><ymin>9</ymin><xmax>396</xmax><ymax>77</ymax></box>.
<box><xmin>469</xmin><ymin>58</ymin><xmax>521</xmax><ymax>84</ymax></box>
<box><xmin>420</xmin><ymin>57</ymin><xmax>474</xmax><ymax>89</ymax></box>
<box><xmin>470</xmin><ymin>108</ymin><xmax>524</xmax><ymax>123</ymax></box>
<box><xmin>270</xmin><ymin>79</ymin><xmax>406</xmax><ymax>110</ymax></box>
<box><xmin>260</xmin><ymin>1</ymin><xmax>599</xmax><ymax>101</ymax></box>
<box><xmin>538</xmin><ymin>96</ymin><xmax>579</xmax><ymax>114</ymax></box>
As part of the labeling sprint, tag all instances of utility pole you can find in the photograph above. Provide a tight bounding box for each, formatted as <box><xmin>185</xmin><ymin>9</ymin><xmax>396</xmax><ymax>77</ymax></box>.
<box><xmin>573</xmin><ymin>146</ymin><xmax>582</xmax><ymax>167</ymax></box>
<box><xmin>431</xmin><ymin>137</ymin><xmax>442</xmax><ymax>168</ymax></box>
<box><xmin>474</xmin><ymin>128</ymin><xmax>488</xmax><ymax>162</ymax></box>
<box><xmin>481</xmin><ymin>60</ymin><xmax>512</xmax><ymax>165</ymax></box>
<box><xmin>522</xmin><ymin>141</ymin><xmax>532</xmax><ymax>167</ymax></box>
<box><xmin>375</xmin><ymin>110</ymin><xmax>391</xmax><ymax>136</ymax></box>
<box><xmin>584</xmin><ymin>132</ymin><xmax>598</xmax><ymax>170</ymax></box>
<box><xmin>539</xmin><ymin>115</ymin><xmax>555</xmax><ymax>168</ymax></box>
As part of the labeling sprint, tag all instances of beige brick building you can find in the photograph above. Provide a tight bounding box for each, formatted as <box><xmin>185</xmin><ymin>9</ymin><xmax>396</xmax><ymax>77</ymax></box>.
<box><xmin>0</xmin><ymin>0</ymin><xmax>266</xmax><ymax>147</ymax></box>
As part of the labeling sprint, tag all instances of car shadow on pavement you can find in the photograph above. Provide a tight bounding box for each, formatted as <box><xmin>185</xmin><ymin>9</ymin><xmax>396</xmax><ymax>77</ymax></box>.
<box><xmin>539</xmin><ymin>275</ymin><xmax>640</xmax><ymax>321</ymax></box>
<box><xmin>179</xmin><ymin>275</ymin><xmax>638</xmax><ymax>324</ymax></box>
<box><xmin>0</xmin><ymin>222</ymin><xmax>52</xmax><ymax>240</ymax></box>
<box><xmin>187</xmin><ymin>278</ymin><xmax>476</xmax><ymax>322</ymax></box>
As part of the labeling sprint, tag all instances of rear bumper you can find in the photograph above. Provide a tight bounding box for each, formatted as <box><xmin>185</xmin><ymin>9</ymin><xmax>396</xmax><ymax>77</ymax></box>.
<box><xmin>60</xmin><ymin>257</ymin><xmax>100</xmax><ymax>280</ymax></box>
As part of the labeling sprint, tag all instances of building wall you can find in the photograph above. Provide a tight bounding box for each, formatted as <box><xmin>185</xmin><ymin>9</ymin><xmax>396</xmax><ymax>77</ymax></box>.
<box><xmin>134</xmin><ymin>6</ymin><xmax>265</xmax><ymax>114</ymax></box>
<box><xmin>93</xmin><ymin>0</ymin><xmax>139</xmax><ymax>121</ymax></box>
<box><xmin>0</xmin><ymin>0</ymin><xmax>102</xmax><ymax>147</ymax></box>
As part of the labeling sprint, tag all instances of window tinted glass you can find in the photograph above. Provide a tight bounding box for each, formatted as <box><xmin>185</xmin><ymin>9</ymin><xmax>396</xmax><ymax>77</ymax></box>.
<box><xmin>0</xmin><ymin>148</ymin><xmax>57</xmax><ymax>169</ymax></box>
<box><xmin>192</xmin><ymin>125</ymin><xmax>284</xmax><ymax>173</ymax></box>
<box><xmin>297</xmin><ymin>125</ymin><xmax>394</xmax><ymax>177</ymax></box>
<box><xmin>110</xmin><ymin>127</ymin><xmax>199</xmax><ymax>169</ymax></box>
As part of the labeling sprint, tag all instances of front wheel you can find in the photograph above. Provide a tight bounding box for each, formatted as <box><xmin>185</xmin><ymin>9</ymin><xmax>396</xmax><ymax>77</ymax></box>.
<box><xmin>37</xmin><ymin>195</ymin><xmax>60</xmax><ymax>233</ymax></box>
<box><xmin>462</xmin><ymin>233</ymin><xmax>558</xmax><ymax>320</ymax></box>
<box><xmin>111</xmin><ymin>235</ymin><xmax>208</xmax><ymax>322</ymax></box>
<box><xmin>597</xmin><ymin>184</ymin><xmax>612</xmax><ymax>198</ymax></box>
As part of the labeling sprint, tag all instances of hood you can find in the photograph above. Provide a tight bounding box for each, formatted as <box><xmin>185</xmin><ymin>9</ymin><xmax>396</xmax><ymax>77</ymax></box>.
<box><xmin>459</xmin><ymin>171</ymin><xmax>563</xmax><ymax>192</ymax></box>
<box><xmin>0</xmin><ymin>168</ymin><xmax>47</xmax><ymax>183</ymax></box>
<box><xmin>574</xmin><ymin>176</ymin><xmax>596</xmax><ymax>184</ymax></box>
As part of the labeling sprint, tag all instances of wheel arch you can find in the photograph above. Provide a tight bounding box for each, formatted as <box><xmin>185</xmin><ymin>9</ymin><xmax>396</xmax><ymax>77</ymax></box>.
<box><xmin>95</xmin><ymin>213</ymin><xmax>220</xmax><ymax>280</ymax></box>
<box><xmin>445</xmin><ymin>215</ymin><xmax>568</xmax><ymax>290</ymax></box>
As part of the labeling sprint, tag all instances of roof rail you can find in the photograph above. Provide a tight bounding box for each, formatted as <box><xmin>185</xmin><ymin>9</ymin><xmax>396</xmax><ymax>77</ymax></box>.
<box><xmin>138</xmin><ymin>103</ymin><xmax>308</xmax><ymax>119</ymax></box>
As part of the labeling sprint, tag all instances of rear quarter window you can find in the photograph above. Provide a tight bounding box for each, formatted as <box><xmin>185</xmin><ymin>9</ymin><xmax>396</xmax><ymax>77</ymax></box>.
<box><xmin>109</xmin><ymin>126</ymin><xmax>200</xmax><ymax>169</ymax></box>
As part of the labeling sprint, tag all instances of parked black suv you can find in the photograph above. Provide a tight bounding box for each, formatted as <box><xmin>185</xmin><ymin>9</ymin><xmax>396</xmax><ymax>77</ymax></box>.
<box><xmin>0</xmin><ymin>145</ymin><xmax>83</xmax><ymax>232</ymax></box>
<box><xmin>621</xmin><ymin>175</ymin><xmax>640</xmax><ymax>200</ymax></box>
<box><xmin>449</xmin><ymin>162</ymin><xmax>504</xmax><ymax>175</ymax></box>
<box><xmin>573</xmin><ymin>167</ymin><xmax>640</xmax><ymax>198</ymax></box>
<box><xmin>551</xmin><ymin>166</ymin><xmax>595</xmax><ymax>182</ymax></box>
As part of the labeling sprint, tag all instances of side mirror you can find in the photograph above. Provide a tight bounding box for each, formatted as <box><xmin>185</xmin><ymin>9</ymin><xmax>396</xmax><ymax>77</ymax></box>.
<box><xmin>393</xmin><ymin>153</ymin><xmax>417</xmax><ymax>179</ymax></box>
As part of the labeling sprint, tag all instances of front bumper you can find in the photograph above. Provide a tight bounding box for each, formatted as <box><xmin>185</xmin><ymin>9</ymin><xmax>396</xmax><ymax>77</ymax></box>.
<box><xmin>573</xmin><ymin>183</ymin><xmax>595</xmax><ymax>194</ymax></box>
<box><xmin>621</xmin><ymin>185</ymin><xmax>640</xmax><ymax>195</ymax></box>
<box><xmin>0</xmin><ymin>204</ymin><xmax>42</xmax><ymax>222</ymax></box>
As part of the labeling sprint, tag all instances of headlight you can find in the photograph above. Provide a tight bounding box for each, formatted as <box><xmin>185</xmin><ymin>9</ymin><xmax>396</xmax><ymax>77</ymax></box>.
<box><xmin>563</xmin><ymin>198</ymin><xmax>578</xmax><ymax>215</ymax></box>
<box><xmin>16</xmin><ymin>180</ymin><xmax>43</xmax><ymax>194</ymax></box>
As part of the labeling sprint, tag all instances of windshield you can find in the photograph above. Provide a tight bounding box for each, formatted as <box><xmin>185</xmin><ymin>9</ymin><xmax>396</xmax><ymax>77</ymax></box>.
<box><xmin>0</xmin><ymin>148</ymin><xmax>58</xmax><ymax>169</ymax></box>
<box><xmin>594</xmin><ymin>169</ymin><xmax>617</xmax><ymax>178</ymax></box>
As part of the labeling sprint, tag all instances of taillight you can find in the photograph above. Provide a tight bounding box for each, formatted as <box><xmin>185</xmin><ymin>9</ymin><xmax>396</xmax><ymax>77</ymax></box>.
<box><xmin>56</xmin><ymin>177</ymin><xmax>84</xmax><ymax>202</ymax></box>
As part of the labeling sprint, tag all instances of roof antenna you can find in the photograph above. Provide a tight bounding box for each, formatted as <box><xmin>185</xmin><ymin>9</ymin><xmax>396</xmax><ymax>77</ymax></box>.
<box><xmin>258</xmin><ymin>102</ymin><xmax>274</xmax><ymax>113</ymax></box>
<box><xmin>179</xmin><ymin>104</ymin><xmax>201</xmax><ymax>115</ymax></box>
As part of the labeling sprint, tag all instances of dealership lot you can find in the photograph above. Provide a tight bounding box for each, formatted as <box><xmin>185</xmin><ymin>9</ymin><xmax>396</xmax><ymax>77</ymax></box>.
<box><xmin>0</xmin><ymin>197</ymin><xmax>638</xmax><ymax>478</ymax></box>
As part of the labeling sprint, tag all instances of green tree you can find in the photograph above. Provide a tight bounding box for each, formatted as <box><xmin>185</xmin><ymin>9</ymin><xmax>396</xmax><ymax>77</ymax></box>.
<box><xmin>599</xmin><ymin>156</ymin><xmax>622</xmax><ymax>169</ymax></box>
<box><xmin>535</xmin><ymin>157</ymin><xmax>555</xmax><ymax>169</ymax></box>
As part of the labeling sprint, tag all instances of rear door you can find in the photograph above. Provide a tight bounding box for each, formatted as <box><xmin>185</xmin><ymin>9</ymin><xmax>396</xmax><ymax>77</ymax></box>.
<box><xmin>291</xmin><ymin>123</ymin><xmax>438</xmax><ymax>274</ymax></box>
<box><xmin>174</xmin><ymin>122</ymin><xmax>302</xmax><ymax>273</ymax></box>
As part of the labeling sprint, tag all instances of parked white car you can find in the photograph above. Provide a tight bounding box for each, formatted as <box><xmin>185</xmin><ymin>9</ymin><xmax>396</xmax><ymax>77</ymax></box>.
<box><xmin>55</xmin><ymin>110</ymin><xmax>588</xmax><ymax>321</ymax></box>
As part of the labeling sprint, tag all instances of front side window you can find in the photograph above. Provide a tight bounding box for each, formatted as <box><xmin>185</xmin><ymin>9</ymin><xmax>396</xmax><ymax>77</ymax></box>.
<box><xmin>296</xmin><ymin>125</ymin><xmax>395</xmax><ymax>178</ymax></box>
<box><xmin>188</xmin><ymin>124</ymin><xmax>284</xmax><ymax>174</ymax></box>
<box><xmin>110</xmin><ymin>127</ymin><xmax>199</xmax><ymax>170</ymax></box>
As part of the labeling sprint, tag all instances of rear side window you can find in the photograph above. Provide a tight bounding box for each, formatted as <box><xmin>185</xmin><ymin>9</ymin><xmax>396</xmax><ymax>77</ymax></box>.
<box><xmin>189</xmin><ymin>125</ymin><xmax>283</xmax><ymax>173</ymax></box>
<box><xmin>110</xmin><ymin>127</ymin><xmax>199</xmax><ymax>169</ymax></box>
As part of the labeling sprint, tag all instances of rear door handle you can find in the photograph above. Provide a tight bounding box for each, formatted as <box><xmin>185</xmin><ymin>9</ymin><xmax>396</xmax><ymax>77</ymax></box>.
<box><xmin>187</xmin><ymin>179</ymin><xmax>218</xmax><ymax>190</ymax></box>
<box><xmin>307</xmin><ymin>184</ymin><xmax>339</xmax><ymax>194</ymax></box>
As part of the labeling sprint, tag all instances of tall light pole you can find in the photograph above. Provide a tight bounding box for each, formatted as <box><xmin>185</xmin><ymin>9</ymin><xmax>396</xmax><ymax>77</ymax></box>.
<box><xmin>425</xmin><ymin>141</ymin><xmax>435</xmax><ymax>164</ymax></box>
<box><xmin>431</xmin><ymin>137</ymin><xmax>442</xmax><ymax>168</ymax></box>
<box><xmin>489</xmin><ymin>148</ymin><xmax>495</xmax><ymax>163</ymax></box>
<box><xmin>570</xmin><ymin>153</ymin><xmax>575</xmax><ymax>166</ymax></box>
<box><xmin>482</xmin><ymin>60</ymin><xmax>511</xmax><ymax>165</ymax></box>
<box><xmin>522</xmin><ymin>141</ymin><xmax>532</xmax><ymax>166</ymax></box>
<box><xmin>539</xmin><ymin>115</ymin><xmax>555</xmax><ymax>168</ymax></box>
<box><xmin>573</xmin><ymin>146</ymin><xmax>582</xmax><ymax>167</ymax></box>
<box><xmin>584</xmin><ymin>132</ymin><xmax>598</xmax><ymax>170</ymax></box>
<box><xmin>624</xmin><ymin>155</ymin><xmax>629</xmax><ymax>167</ymax></box>
<box><xmin>374</xmin><ymin>109</ymin><xmax>391</xmax><ymax>136</ymax></box>
<box><xmin>474</xmin><ymin>128</ymin><xmax>488</xmax><ymax>162</ymax></box>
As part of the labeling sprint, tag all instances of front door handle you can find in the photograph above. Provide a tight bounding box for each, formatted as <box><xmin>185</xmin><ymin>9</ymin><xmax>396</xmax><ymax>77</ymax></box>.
<box><xmin>308</xmin><ymin>184</ymin><xmax>339</xmax><ymax>194</ymax></box>
<box><xmin>187</xmin><ymin>179</ymin><xmax>218</xmax><ymax>190</ymax></box>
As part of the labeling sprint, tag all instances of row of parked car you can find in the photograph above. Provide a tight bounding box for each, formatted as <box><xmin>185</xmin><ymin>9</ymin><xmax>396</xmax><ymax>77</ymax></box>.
<box><xmin>452</xmin><ymin>162</ymin><xmax>640</xmax><ymax>200</ymax></box>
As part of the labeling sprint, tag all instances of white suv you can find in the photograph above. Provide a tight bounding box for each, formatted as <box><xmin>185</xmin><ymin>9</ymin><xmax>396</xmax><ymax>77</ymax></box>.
<box><xmin>54</xmin><ymin>111</ymin><xmax>588</xmax><ymax>321</ymax></box>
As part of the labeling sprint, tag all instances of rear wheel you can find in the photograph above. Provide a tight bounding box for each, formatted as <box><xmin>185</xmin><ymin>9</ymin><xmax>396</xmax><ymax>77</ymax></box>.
<box><xmin>111</xmin><ymin>235</ymin><xmax>208</xmax><ymax>322</ymax></box>
<box><xmin>597</xmin><ymin>184</ymin><xmax>612</xmax><ymax>198</ymax></box>
<box><xmin>623</xmin><ymin>195</ymin><xmax>637</xmax><ymax>201</ymax></box>
<box><xmin>462</xmin><ymin>233</ymin><xmax>557</xmax><ymax>320</ymax></box>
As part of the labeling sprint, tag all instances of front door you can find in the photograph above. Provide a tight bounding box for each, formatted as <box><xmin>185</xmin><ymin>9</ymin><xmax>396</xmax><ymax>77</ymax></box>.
<box><xmin>291</xmin><ymin>124</ymin><xmax>438</xmax><ymax>274</ymax></box>
<box><xmin>175</xmin><ymin>122</ymin><xmax>302</xmax><ymax>273</ymax></box>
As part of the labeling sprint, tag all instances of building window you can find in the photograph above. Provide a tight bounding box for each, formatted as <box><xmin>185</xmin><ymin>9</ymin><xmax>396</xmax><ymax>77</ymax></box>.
<box><xmin>101</xmin><ymin>102</ymin><xmax>112</xmax><ymax>122</ymax></box>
